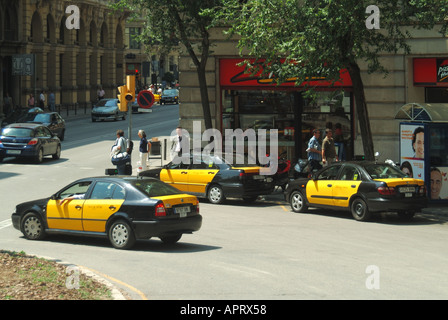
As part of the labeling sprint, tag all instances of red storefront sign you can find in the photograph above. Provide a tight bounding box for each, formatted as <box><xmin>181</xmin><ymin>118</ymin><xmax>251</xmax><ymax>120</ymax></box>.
<box><xmin>414</xmin><ymin>58</ymin><xmax>448</xmax><ymax>86</ymax></box>
<box><xmin>219</xmin><ymin>58</ymin><xmax>352</xmax><ymax>88</ymax></box>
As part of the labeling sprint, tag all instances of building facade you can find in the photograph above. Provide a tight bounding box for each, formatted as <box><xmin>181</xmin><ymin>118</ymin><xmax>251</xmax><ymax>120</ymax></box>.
<box><xmin>177</xmin><ymin>25</ymin><xmax>448</xmax><ymax>162</ymax></box>
<box><xmin>0</xmin><ymin>0</ymin><xmax>129</xmax><ymax>116</ymax></box>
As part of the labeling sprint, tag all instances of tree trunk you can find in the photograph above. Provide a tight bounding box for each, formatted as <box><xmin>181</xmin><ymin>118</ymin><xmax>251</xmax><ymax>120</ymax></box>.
<box><xmin>197</xmin><ymin>63</ymin><xmax>213</xmax><ymax>130</ymax></box>
<box><xmin>346</xmin><ymin>61</ymin><xmax>375</xmax><ymax>161</ymax></box>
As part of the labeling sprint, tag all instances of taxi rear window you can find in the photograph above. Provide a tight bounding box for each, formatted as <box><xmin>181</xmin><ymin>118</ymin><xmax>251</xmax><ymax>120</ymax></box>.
<box><xmin>364</xmin><ymin>164</ymin><xmax>407</xmax><ymax>179</ymax></box>
<box><xmin>132</xmin><ymin>180</ymin><xmax>182</xmax><ymax>197</ymax></box>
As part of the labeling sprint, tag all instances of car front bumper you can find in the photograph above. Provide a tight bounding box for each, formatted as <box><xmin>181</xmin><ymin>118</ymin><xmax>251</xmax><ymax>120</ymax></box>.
<box><xmin>132</xmin><ymin>214</ymin><xmax>202</xmax><ymax>239</ymax></box>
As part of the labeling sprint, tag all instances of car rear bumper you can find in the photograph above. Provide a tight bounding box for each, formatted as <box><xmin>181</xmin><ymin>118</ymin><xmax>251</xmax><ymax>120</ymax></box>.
<box><xmin>132</xmin><ymin>214</ymin><xmax>202</xmax><ymax>239</ymax></box>
<box><xmin>367</xmin><ymin>196</ymin><xmax>427</xmax><ymax>212</ymax></box>
<box><xmin>0</xmin><ymin>146</ymin><xmax>38</xmax><ymax>158</ymax></box>
<box><xmin>222</xmin><ymin>182</ymin><xmax>274</xmax><ymax>197</ymax></box>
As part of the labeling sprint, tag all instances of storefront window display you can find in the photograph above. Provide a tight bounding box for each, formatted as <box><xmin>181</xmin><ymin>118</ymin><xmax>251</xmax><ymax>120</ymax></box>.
<box><xmin>221</xmin><ymin>89</ymin><xmax>353</xmax><ymax>161</ymax></box>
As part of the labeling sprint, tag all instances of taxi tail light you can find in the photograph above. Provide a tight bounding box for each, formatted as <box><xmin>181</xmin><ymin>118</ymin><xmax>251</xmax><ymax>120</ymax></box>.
<box><xmin>239</xmin><ymin>171</ymin><xmax>256</xmax><ymax>180</ymax></box>
<box><xmin>155</xmin><ymin>203</ymin><xmax>166</xmax><ymax>216</ymax></box>
<box><xmin>195</xmin><ymin>200</ymin><xmax>200</xmax><ymax>214</ymax></box>
<box><xmin>28</xmin><ymin>138</ymin><xmax>38</xmax><ymax>145</ymax></box>
<box><xmin>419</xmin><ymin>185</ymin><xmax>426</xmax><ymax>195</ymax></box>
<box><xmin>377</xmin><ymin>186</ymin><xmax>396</xmax><ymax>195</ymax></box>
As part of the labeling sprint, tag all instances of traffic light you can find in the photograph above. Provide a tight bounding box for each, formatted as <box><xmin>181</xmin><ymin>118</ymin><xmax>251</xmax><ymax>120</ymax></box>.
<box><xmin>126</xmin><ymin>75</ymin><xmax>136</xmax><ymax>101</ymax></box>
<box><xmin>117</xmin><ymin>85</ymin><xmax>128</xmax><ymax>112</ymax></box>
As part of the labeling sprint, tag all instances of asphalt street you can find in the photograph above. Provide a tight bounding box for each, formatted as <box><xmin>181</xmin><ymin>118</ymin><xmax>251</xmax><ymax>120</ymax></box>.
<box><xmin>1</xmin><ymin>103</ymin><xmax>448</xmax><ymax>301</ymax></box>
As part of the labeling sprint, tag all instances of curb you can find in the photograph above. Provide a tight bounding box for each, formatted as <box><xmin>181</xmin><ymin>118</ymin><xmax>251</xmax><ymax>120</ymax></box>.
<box><xmin>30</xmin><ymin>254</ymin><xmax>128</xmax><ymax>300</ymax></box>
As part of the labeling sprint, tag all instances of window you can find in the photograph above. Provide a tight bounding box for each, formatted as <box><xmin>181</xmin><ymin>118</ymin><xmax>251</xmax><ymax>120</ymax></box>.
<box><xmin>59</xmin><ymin>181</ymin><xmax>92</xmax><ymax>200</ymax></box>
<box><xmin>90</xmin><ymin>182</ymin><xmax>125</xmax><ymax>200</ymax></box>
<box><xmin>317</xmin><ymin>166</ymin><xmax>340</xmax><ymax>180</ymax></box>
<box><xmin>128</xmin><ymin>27</ymin><xmax>141</xmax><ymax>50</ymax></box>
<box><xmin>340</xmin><ymin>166</ymin><xmax>361</xmax><ymax>181</ymax></box>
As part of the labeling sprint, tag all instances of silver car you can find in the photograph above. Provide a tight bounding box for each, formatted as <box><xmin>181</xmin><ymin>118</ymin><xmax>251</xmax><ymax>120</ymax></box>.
<box><xmin>91</xmin><ymin>99</ymin><xmax>127</xmax><ymax>122</ymax></box>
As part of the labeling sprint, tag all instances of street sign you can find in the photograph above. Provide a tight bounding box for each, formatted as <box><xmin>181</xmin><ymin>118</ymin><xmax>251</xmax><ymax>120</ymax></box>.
<box><xmin>12</xmin><ymin>54</ymin><xmax>35</xmax><ymax>76</ymax></box>
<box><xmin>137</xmin><ymin>90</ymin><xmax>155</xmax><ymax>109</ymax></box>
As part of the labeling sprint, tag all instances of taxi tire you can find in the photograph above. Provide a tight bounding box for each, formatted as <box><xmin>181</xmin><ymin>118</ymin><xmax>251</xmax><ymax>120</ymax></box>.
<box><xmin>207</xmin><ymin>185</ymin><xmax>225</xmax><ymax>204</ymax></box>
<box><xmin>22</xmin><ymin>212</ymin><xmax>46</xmax><ymax>240</ymax></box>
<box><xmin>351</xmin><ymin>198</ymin><xmax>372</xmax><ymax>221</ymax></box>
<box><xmin>160</xmin><ymin>234</ymin><xmax>182</xmax><ymax>244</ymax></box>
<box><xmin>108</xmin><ymin>220</ymin><xmax>136</xmax><ymax>250</ymax></box>
<box><xmin>290</xmin><ymin>190</ymin><xmax>308</xmax><ymax>213</ymax></box>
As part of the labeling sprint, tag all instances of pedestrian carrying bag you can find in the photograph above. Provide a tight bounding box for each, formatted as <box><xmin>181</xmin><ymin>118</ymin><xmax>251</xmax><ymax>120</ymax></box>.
<box><xmin>111</xmin><ymin>152</ymin><xmax>130</xmax><ymax>165</ymax></box>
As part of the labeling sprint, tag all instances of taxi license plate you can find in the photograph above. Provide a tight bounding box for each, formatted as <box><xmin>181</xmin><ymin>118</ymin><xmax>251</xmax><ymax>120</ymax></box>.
<box><xmin>7</xmin><ymin>150</ymin><xmax>21</xmax><ymax>155</ymax></box>
<box><xmin>400</xmin><ymin>187</ymin><xmax>415</xmax><ymax>193</ymax></box>
<box><xmin>175</xmin><ymin>206</ymin><xmax>190</xmax><ymax>217</ymax></box>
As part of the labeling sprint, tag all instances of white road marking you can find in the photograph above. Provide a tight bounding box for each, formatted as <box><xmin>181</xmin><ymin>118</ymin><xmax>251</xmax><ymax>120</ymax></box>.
<box><xmin>0</xmin><ymin>219</ymin><xmax>12</xmax><ymax>230</ymax></box>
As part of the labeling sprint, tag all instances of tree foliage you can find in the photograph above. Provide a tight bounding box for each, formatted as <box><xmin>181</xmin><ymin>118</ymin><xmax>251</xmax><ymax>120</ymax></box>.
<box><xmin>113</xmin><ymin>0</ymin><xmax>223</xmax><ymax>129</ymax></box>
<box><xmin>221</xmin><ymin>0</ymin><xmax>447</xmax><ymax>159</ymax></box>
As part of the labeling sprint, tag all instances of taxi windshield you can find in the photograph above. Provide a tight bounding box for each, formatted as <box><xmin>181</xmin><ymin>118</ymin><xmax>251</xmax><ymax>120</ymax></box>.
<box><xmin>132</xmin><ymin>179</ymin><xmax>182</xmax><ymax>197</ymax></box>
<box><xmin>364</xmin><ymin>164</ymin><xmax>408</xmax><ymax>179</ymax></box>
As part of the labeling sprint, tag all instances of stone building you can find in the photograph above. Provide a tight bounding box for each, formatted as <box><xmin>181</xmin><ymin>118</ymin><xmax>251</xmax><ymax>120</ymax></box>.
<box><xmin>0</xmin><ymin>0</ymin><xmax>129</xmax><ymax>116</ymax></box>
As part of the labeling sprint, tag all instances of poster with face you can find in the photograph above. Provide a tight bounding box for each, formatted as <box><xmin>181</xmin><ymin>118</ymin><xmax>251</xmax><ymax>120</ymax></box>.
<box><xmin>400</xmin><ymin>124</ymin><xmax>425</xmax><ymax>180</ymax></box>
<box><xmin>430</xmin><ymin>167</ymin><xmax>448</xmax><ymax>200</ymax></box>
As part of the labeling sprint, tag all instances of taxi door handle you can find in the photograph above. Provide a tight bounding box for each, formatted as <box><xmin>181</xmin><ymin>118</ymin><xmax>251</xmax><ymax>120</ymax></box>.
<box><xmin>75</xmin><ymin>205</ymin><xmax>82</xmax><ymax>210</ymax></box>
<box><xmin>327</xmin><ymin>184</ymin><xmax>332</xmax><ymax>187</ymax></box>
<box><xmin>351</xmin><ymin>185</ymin><xmax>356</xmax><ymax>188</ymax></box>
<box><xmin>109</xmin><ymin>206</ymin><xmax>116</xmax><ymax>210</ymax></box>
<box><xmin>208</xmin><ymin>172</ymin><xmax>215</xmax><ymax>174</ymax></box>
<box><xmin>181</xmin><ymin>171</ymin><xmax>188</xmax><ymax>174</ymax></box>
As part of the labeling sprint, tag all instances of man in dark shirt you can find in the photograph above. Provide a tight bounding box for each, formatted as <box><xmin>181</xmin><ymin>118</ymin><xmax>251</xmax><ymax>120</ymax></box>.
<box><xmin>322</xmin><ymin>128</ymin><xmax>338</xmax><ymax>166</ymax></box>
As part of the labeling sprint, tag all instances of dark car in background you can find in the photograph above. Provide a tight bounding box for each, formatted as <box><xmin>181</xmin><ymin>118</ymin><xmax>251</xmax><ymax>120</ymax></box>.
<box><xmin>285</xmin><ymin>161</ymin><xmax>427</xmax><ymax>221</ymax></box>
<box><xmin>0</xmin><ymin>123</ymin><xmax>61</xmax><ymax>163</ymax></box>
<box><xmin>92</xmin><ymin>99</ymin><xmax>127</xmax><ymax>122</ymax></box>
<box><xmin>139</xmin><ymin>154</ymin><xmax>274</xmax><ymax>204</ymax></box>
<box><xmin>160</xmin><ymin>89</ymin><xmax>179</xmax><ymax>105</ymax></box>
<box><xmin>11</xmin><ymin>176</ymin><xmax>202</xmax><ymax>249</ymax></box>
<box><xmin>18</xmin><ymin>112</ymin><xmax>66</xmax><ymax>141</ymax></box>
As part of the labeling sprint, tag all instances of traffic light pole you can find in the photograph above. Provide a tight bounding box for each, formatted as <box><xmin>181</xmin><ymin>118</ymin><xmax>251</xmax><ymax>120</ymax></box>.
<box><xmin>127</xmin><ymin>101</ymin><xmax>132</xmax><ymax>151</ymax></box>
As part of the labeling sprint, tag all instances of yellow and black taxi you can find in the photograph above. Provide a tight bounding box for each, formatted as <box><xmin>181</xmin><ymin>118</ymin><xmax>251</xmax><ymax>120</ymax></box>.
<box><xmin>11</xmin><ymin>176</ymin><xmax>202</xmax><ymax>249</ymax></box>
<box><xmin>139</xmin><ymin>154</ymin><xmax>275</xmax><ymax>204</ymax></box>
<box><xmin>285</xmin><ymin>161</ymin><xmax>427</xmax><ymax>221</ymax></box>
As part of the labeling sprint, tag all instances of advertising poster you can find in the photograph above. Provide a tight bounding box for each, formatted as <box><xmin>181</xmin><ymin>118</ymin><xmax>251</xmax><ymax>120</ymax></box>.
<box><xmin>430</xmin><ymin>166</ymin><xmax>448</xmax><ymax>200</ymax></box>
<box><xmin>400</xmin><ymin>123</ymin><xmax>425</xmax><ymax>180</ymax></box>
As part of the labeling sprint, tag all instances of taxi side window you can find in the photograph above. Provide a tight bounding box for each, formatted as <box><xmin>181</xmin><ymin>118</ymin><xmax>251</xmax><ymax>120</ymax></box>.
<box><xmin>167</xmin><ymin>162</ymin><xmax>189</xmax><ymax>169</ymax></box>
<box><xmin>340</xmin><ymin>166</ymin><xmax>361</xmax><ymax>181</ymax></box>
<box><xmin>317</xmin><ymin>166</ymin><xmax>340</xmax><ymax>180</ymax></box>
<box><xmin>90</xmin><ymin>182</ymin><xmax>125</xmax><ymax>200</ymax></box>
<box><xmin>59</xmin><ymin>181</ymin><xmax>92</xmax><ymax>199</ymax></box>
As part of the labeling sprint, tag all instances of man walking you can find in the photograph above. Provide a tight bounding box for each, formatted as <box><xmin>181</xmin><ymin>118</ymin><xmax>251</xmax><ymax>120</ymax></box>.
<box><xmin>322</xmin><ymin>128</ymin><xmax>338</xmax><ymax>166</ymax></box>
<box><xmin>307</xmin><ymin>129</ymin><xmax>322</xmax><ymax>172</ymax></box>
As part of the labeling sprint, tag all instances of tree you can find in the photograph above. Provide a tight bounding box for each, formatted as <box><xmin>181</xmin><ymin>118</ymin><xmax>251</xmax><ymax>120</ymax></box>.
<box><xmin>113</xmin><ymin>0</ymin><xmax>222</xmax><ymax>129</ymax></box>
<box><xmin>222</xmin><ymin>0</ymin><xmax>447</xmax><ymax>160</ymax></box>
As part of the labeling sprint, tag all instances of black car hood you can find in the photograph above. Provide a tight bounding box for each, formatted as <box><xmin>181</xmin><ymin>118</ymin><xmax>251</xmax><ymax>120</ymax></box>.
<box><xmin>17</xmin><ymin>197</ymin><xmax>50</xmax><ymax>211</ymax></box>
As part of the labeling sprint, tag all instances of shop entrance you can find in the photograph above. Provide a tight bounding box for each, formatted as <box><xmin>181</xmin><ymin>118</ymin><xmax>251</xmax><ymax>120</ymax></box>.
<box><xmin>221</xmin><ymin>89</ymin><xmax>354</xmax><ymax>163</ymax></box>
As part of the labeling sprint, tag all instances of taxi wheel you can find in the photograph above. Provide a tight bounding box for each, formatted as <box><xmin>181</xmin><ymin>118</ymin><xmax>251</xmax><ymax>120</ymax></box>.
<box><xmin>351</xmin><ymin>198</ymin><xmax>372</xmax><ymax>221</ymax></box>
<box><xmin>160</xmin><ymin>234</ymin><xmax>182</xmax><ymax>244</ymax></box>
<box><xmin>290</xmin><ymin>190</ymin><xmax>307</xmax><ymax>213</ymax></box>
<box><xmin>208</xmin><ymin>185</ymin><xmax>225</xmax><ymax>204</ymax></box>
<box><xmin>22</xmin><ymin>212</ymin><xmax>46</xmax><ymax>240</ymax></box>
<box><xmin>109</xmin><ymin>220</ymin><xmax>136</xmax><ymax>250</ymax></box>
<box><xmin>397</xmin><ymin>211</ymin><xmax>415</xmax><ymax>221</ymax></box>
